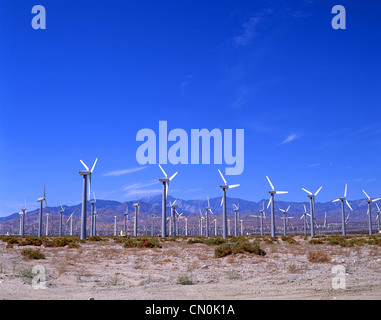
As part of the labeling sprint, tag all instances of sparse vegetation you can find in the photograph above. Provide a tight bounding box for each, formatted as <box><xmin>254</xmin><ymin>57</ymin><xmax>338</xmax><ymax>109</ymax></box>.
<box><xmin>214</xmin><ymin>240</ymin><xmax>266</xmax><ymax>258</ymax></box>
<box><xmin>307</xmin><ymin>250</ymin><xmax>330</xmax><ymax>263</ymax></box>
<box><xmin>123</xmin><ymin>237</ymin><xmax>162</xmax><ymax>248</ymax></box>
<box><xmin>176</xmin><ymin>273</ymin><xmax>194</xmax><ymax>285</ymax></box>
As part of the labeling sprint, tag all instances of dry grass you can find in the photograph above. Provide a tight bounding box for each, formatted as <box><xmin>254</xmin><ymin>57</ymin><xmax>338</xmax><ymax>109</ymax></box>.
<box><xmin>307</xmin><ymin>250</ymin><xmax>330</xmax><ymax>263</ymax></box>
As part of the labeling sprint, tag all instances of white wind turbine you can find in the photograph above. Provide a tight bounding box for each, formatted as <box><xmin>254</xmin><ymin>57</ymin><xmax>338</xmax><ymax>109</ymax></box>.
<box><xmin>362</xmin><ymin>190</ymin><xmax>380</xmax><ymax>235</ymax></box>
<box><xmin>65</xmin><ymin>209</ymin><xmax>77</xmax><ymax>236</ymax></box>
<box><xmin>218</xmin><ymin>169</ymin><xmax>240</xmax><ymax>238</ymax></box>
<box><xmin>204</xmin><ymin>197</ymin><xmax>213</xmax><ymax>237</ymax></box>
<box><xmin>332</xmin><ymin>184</ymin><xmax>353</xmax><ymax>236</ymax></box>
<box><xmin>158</xmin><ymin>164</ymin><xmax>178</xmax><ymax>237</ymax></box>
<box><xmin>302</xmin><ymin>186</ymin><xmax>322</xmax><ymax>237</ymax></box>
<box><xmin>58</xmin><ymin>205</ymin><xmax>65</xmax><ymax>237</ymax></box>
<box><xmin>170</xmin><ymin>199</ymin><xmax>178</xmax><ymax>236</ymax></box>
<box><xmin>266</xmin><ymin>176</ymin><xmax>288</xmax><ymax>237</ymax></box>
<box><xmin>279</xmin><ymin>206</ymin><xmax>292</xmax><ymax>236</ymax></box>
<box><xmin>299</xmin><ymin>204</ymin><xmax>310</xmax><ymax>236</ymax></box>
<box><xmin>233</xmin><ymin>203</ymin><xmax>240</xmax><ymax>236</ymax></box>
<box><xmin>79</xmin><ymin>158</ymin><xmax>98</xmax><ymax>240</ymax></box>
<box><xmin>250</xmin><ymin>202</ymin><xmax>266</xmax><ymax>236</ymax></box>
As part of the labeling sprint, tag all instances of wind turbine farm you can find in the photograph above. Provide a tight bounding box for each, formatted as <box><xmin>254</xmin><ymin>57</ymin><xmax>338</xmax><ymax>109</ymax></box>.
<box><xmin>1</xmin><ymin>0</ymin><xmax>381</xmax><ymax>303</ymax></box>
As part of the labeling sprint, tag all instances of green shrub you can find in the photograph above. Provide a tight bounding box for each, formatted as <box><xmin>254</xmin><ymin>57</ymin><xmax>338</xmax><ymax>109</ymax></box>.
<box><xmin>18</xmin><ymin>237</ymin><xmax>43</xmax><ymax>246</ymax></box>
<box><xmin>204</xmin><ymin>238</ymin><xmax>226</xmax><ymax>246</ymax></box>
<box><xmin>176</xmin><ymin>274</ymin><xmax>194</xmax><ymax>285</ymax></box>
<box><xmin>214</xmin><ymin>241</ymin><xmax>266</xmax><ymax>258</ymax></box>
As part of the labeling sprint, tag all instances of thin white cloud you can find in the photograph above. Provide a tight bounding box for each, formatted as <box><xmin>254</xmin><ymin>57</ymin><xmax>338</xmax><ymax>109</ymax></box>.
<box><xmin>307</xmin><ymin>163</ymin><xmax>320</xmax><ymax>168</ymax></box>
<box><xmin>233</xmin><ymin>16</ymin><xmax>263</xmax><ymax>47</ymax></box>
<box><xmin>122</xmin><ymin>181</ymin><xmax>157</xmax><ymax>191</ymax></box>
<box><xmin>278</xmin><ymin>133</ymin><xmax>300</xmax><ymax>145</ymax></box>
<box><xmin>103</xmin><ymin>167</ymin><xmax>147</xmax><ymax>177</ymax></box>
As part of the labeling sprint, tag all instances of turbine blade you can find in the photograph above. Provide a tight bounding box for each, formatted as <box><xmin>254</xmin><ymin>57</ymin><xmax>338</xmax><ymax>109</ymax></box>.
<box><xmin>266</xmin><ymin>176</ymin><xmax>274</xmax><ymax>190</ymax></box>
<box><xmin>344</xmin><ymin>184</ymin><xmax>347</xmax><ymax>198</ymax></box>
<box><xmin>303</xmin><ymin>204</ymin><xmax>307</xmax><ymax>212</ymax></box>
<box><xmin>90</xmin><ymin>158</ymin><xmax>98</xmax><ymax>173</ymax></box>
<box><xmin>218</xmin><ymin>169</ymin><xmax>227</xmax><ymax>185</ymax></box>
<box><xmin>207</xmin><ymin>197</ymin><xmax>210</xmax><ymax>208</ymax></box>
<box><xmin>229</xmin><ymin>184</ymin><xmax>240</xmax><ymax>189</ymax></box>
<box><xmin>286</xmin><ymin>205</ymin><xmax>290</xmax><ymax>212</ymax></box>
<box><xmin>362</xmin><ymin>190</ymin><xmax>371</xmax><ymax>200</ymax></box>
<box><xmin>346</xmin><ymin>200</ymin><xmax>353</xmax><ymax>211</ymax></box>
<box><xmin>315</xmin><ymin>186</ymin><xmax>322</xmax><ymax>196</ymax></box>
<box><xmin>80</xmin><ymin>160</ymin><xmax>89</xmax><ymax>171</ymax></box>
<box><xmin>169</xmin><ymin>171</ymin><xmax>178</xmax><ymax>181</ymax></box>
<box><xmin>158</xmin><ymin>164</ymin><xmax>168</xmax><ymax>178</ymax></box>
<box><xmin>276</xmin><ymin>191</ymin><xmax>288</xmax><ymax>194</ymax></box>
<box><xmin>302</xmin><ymin>188</ymin><xmax>312</xmax><ymax>195</ymax></box>
<box><xmin>376</xmin><ymin>203</ymin><xmax>380</xmax><ymax>211</ymax></box>
<box><xmin>220</xmin><ymin>196</ymin><xmax>224</xmax><ymax>206</ymax></box>
<box><xmin>93</xmin><ymin>191</ymin><xmax>96</xmax><ymax>202</ymax></box>
<box><xmin>372</xmin><ymin>198</ymin><xmax>381</xmax><ymax>203</ymax></box>
<box><xmin>267</xmin><ymin>197</ymin><xmax>272</xmax><ymax>209</ymax></box>
<box><xmin>332</xmin><ymin>199</ymin><xmax>341</xmax><ymax>203</ymax></box>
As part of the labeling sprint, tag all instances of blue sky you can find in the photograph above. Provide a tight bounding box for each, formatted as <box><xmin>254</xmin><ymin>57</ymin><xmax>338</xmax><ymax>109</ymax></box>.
<box><xmin>0</xmin><ymin>0</ymin><xmax>380</xmax><ymax>216</ymax></box>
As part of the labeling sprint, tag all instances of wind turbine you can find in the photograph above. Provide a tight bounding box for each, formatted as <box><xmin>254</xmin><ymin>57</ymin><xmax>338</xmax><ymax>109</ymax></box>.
<box><xmin>184</xmin><ymin>217</ymin><xmax>188</xmax><ymax>236</ymax></box>
<box><xmin>240</xmin><ymin>219</ymin><xmax>244</xmax><ymax>235</ymax></box>
<box><xmin>251</xmin><ymin>202</ymin><xmax>266</xmax><ymax>236</ymax></box>
<box><xmin>158</xmin><ymin>164</ymin><xmax>178</xmax><ymax>238</ymax></box>
<box><xmin>213</xmin><ymin>218</ymin><xmax>217</xmax><ymax>236</ymax></box>
<box><xmin>299</xmin><ymin>204</ymin><xmax>310</xmax><ymax>236</ymax></box>
<box><xmin>170</xmin><ymin>200</ymin><xmax>178</xmax><ymax>236</ymax></box>
<box><xmin>89</xmin><ymin>192</ymin><xmax>97</xmax><ymax>237</ymax></box>
<box><xmin>19</xmin><ymin>200</ymin><xmax>27</xmax><ymax>237</ymax></box>
<box><xmin>375</xmin><ymin>204</ymin><xmax>381</xmax><ymax>235</ymax></box>
<box><xmin>123</xmin><ymin>204</ymin><xmax>128</xmax><ymax>236</ymax></box>
<box><xmin>65</xmin><ymin>209</ymin><xmax>77</xmax><ymax>236</ymax></box>
<box><xmin>204</xmin><ymin>197</ymin><xmax>213</xmax><ymax>237</ymax></box>
<box><xmin>266</xmin><ymin>176</ymin><xmax>288</xmax><ymax>237</ymax></box>
<box><xmin>199</xmin><ymin>209</ymin><xmax>204</xmax><ymax>236</ymax></box>
<box><xmin>79</xmin><ymin>158</ymin><xmax>98</xmax><ymax>240</ymax></box>
<box><xmin>218</xmin><ymin>169</ymin><xmax>240</xmax><ymax>238</ymax></box>
<box><xmin>332</xmin><ymin>184</ymin><xmax>353</xmax><ymax>236</ymax></box>
<box><xmin>323</xmin><ymin>212</ymin><xmax>328</xmax><ymax>229</ymax></box>
<box><xmin>302</xmin><ymin>186</ymin><xmax>322</xmax><ymax>237</ymax></box>
<box><xmin>233</xmin><ymin>203</ymin><xmax>239</xmax><ymax>236</ymax></box>
<box><xmin>133</xmin><ymin>198</ymin><xmax>140</xmax><ymax>237</ymax></box>
<box><xmin>175</xmin><ymin>210</ymin><xmax>183</xmax><ymax>236</ymax></box>
<box><xmin>58</xmin><ymin>205</ymin><xmax>65</xmax><ymax>237</ymax></box>
<box><xmin>36</xmin><ymin>185</ymin><xmax>48</xmax><ymax>237</ymax></box>
<box><xmin>279</xmin><ymin>206</ymin><xmax>291</xmax><ymax>236</ymax></box>
<box><xmin>362</xmin><ymin>190</ymin><xmax>380</xmax><ymax>235</ymax></box>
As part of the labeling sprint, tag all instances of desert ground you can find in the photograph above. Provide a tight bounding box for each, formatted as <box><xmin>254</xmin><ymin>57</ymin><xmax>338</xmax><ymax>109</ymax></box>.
<box><xmin>0</xmin><ymin>235</ymin><xmax>380</xmax><ymax>300</ymax></box>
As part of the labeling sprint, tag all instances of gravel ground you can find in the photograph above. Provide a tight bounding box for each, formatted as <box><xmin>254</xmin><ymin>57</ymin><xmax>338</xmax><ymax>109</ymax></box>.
<box><xmin>0</xmin><ymin>236</ymin><xmax>380</xmax><ymax>300</ymax></box>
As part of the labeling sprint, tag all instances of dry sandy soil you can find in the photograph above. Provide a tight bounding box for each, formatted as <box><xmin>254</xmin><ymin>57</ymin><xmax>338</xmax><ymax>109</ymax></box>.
<box><xmin>0</xmin><ymin>236</ymin><xmax>380</xmax><ymax>300</ymax></box>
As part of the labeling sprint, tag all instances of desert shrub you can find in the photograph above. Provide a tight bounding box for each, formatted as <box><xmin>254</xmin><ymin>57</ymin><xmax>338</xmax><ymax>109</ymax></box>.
<box><xmin>204</xmin><ymin>238</ymin><xmax>226</xmax><ymax>246</ymax></box>
<box><xmin>214</xmin><ymin>241</ymin><xmax>266</xmax><ymax>258</ymax></box>
<box><xmin>281</xmin><ymin>236</ymin><xmax>297</xmax><ymax>244</ymax></box>
<box><xmin>21</xmin><ymin>248</ymin><xmax>45</xmax><ymax>260</ymax></box>
<box><xmin>123</xmin><ymin>237</ymin><xmax>162</xmax><ymax>248</ymax></box>
<box><xmin>308</xmin><ymin>238</ymin><xmax>323</xmax><ymax>245</ymax></box>
<box><xmin>4</xmin><ymin>237</ymin><xmax>20</xmax><ymax>245</ymax></box>
<box><xmin>307</xmin><ymin>250</ymin><xmax>330</xmax><ymax>263</ymax></box>
<box><xmin>18</xmin><ymin>237</ymin><xmax>43</xmax><ymax>246</ymax></box>
<box><xmin>176</xmin><ymin>274</ymin><xmax>194</xmax><ymax>285</ymax></box>
<box><xmin>187</xmin><ymin>238</ymin><xmax>204</xmax><ymax>244</ymax></box>
<box><xmin>214</xmin><ymin>244</ymin><xmax>233</xmax><ymax>258</ymax></box>
<box><xmin>87</xmin><ymin>236</ymin><xmax>105</xmax><ymax>242</ymax></box>
<box><xmin>43</xmin><ymin>237</ymin><xmax>79</xmax><ymax>248</ymax></box>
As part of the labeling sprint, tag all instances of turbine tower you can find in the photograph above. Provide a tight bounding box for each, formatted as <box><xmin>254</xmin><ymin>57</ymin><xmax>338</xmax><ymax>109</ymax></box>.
<box><xmin>36</xmin><ymin>185</ymin><xmax>48</xmax><ymax>237</ymax></box>
<box><xmin>66</xmin><ymin>209</ymin><xmax>76</xmax><ymax>236</ymax></box>
<box><xmin>332</xmin><ymin>184</ymin><xmax>353</xmax><ymax>236</ymax></box>
<box><xmin>89</xmin><ymin>192</ymin><xmax>96</xmax><ymax>237</ymax></box>
<box><xmin>279</xmin><ymin>206</ymin><xmax>291</xmax><ymax>236</ymax></box>
<box><xmin>133</xmin><ymin>199</ymin><xmax>140</xmax><ymax>237</ymax></box>
<box><xmin>170</xmin><ymin>200</ymin><xmax>178</xmax><ymax>236</ymax></box>
<box><xmin>19</xmin><ymin>200</ymin><xmax>27</xmax><ymax>237</ymax></box>
<box><xmin>123</xmin><ymin>204</ymin><xmax>128</xmax><ymax>236</ymax></box>
<box><xmin>158</xmin><ymin>164</ymin><xmax>178</xmax><ymax>238</ymax></box>
<box><xmin>114</xmin><ymin>216</ymin><xmax>117</xmax><ymax>236</ymax></box>
<box><xmin>58</xmin><ymin>205</ymin><xmax>65</xmax><ymax>237</ymax></box>
<box><xmin>266</xmin><ymin>176</ymin><xmax>288</xmax><ymax>237</ymax></box>
<box><xmin>218</xmin><ymin>169</ymin><xmax>240</xmax><ymax>238</ymax></box>
<box><xmin>151</xmin><ymin>214</ymin><xmax>155</xmax><ymax>236</ymax></box>
<box><xmin>45</xmin><ymin>213</ymin><xmax>50</xmax><ymax>236</ymax></box>
<box><xmin>204</xmin><ymin>197</ymin><xmax>213</xmax><ymax>237</ymax></box>
<box><xmin>362</xmin><ymin>190</ymin><xmax>380</xmax><ymax>235</ymax></box>
<box><xmin>233</xmin><ymin>203</ymin><xmax>239</xmax><ymax>236</ymax></box>
<box><xmin>299</xmin><ymin>204</ymin><xmax>310</xmax><ymax>236</ymax></box>
<box><xmin>302</xmin><ymin>186</ymin><xmax>322</xmax><ymax>237</ymax></box>
<box><xmin>375</xmin><ymin>204</ymin><xmax>381</xmax><ymax>235</ymax></box>
<box><xmin>79</xmin><ymin>158</ymin><xmax>98</xmax><ymax>240</ymax></box>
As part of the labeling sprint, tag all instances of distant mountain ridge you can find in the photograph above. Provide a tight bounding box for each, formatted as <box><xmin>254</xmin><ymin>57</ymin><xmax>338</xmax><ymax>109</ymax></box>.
<box><xmin>0</xmin><ymin>195</ymin><xmax>375</xmax><ymax>225</ymax></box>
